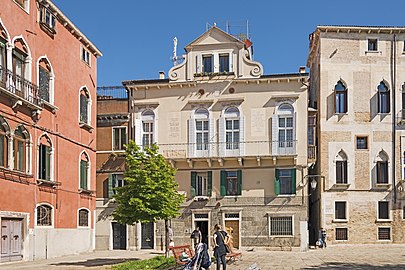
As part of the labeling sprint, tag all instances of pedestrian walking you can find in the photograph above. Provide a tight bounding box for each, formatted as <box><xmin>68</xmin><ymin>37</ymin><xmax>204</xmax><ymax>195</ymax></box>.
<box><xmin>213</xmin><ymin>224</ymin><xmax>229</xmax><ymax>270</ymax></box>
<box><xmin>191</xmin><ymin>226</ymin><xmax>202</xmax><ymax>248</ymax></box>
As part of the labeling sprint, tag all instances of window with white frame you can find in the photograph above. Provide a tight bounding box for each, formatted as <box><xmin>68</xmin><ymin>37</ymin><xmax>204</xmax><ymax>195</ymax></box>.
<box><xmin>79</xmin><ymin>88</ymin><xmax>90</xmax><ymax>125</ymax></box>
<box><xmin>269</xmin><ymin>216</ymin><xmax>293</xmax><ymax>236</ymax></box>
<box><xmin>38</xmin><ymin>135</ymin><xmax>52</xmax><ymax>181</ymax></box>
<box><xmin>194</xmin><ymin>108</ymin><xmax>209</xmax><ymax>151</ymax></box>
<box><xmin>225</xmin><ymin>107</ymin><xmax>240</xmax><ymax>150</ymax></box>
<box><xmin>191</xmin><ymin>171</ymin><xmax>212</xmax><ymax>197</ymax></box>
<box><xmin>12</xmin><ymin>47</ymin><xmax>27</xmax><ymax>91</ymax></box>
<box><xmin>78</xmin><ymin>209</ymin><xmax>89</xmax><ymax>227</ymax></box>
<box><xmin>14</xmin><ymin>125</ymin><xmax>29</xmax><ymax>172</ymax></box>
<box><xmin>202</xmin><ymin>55</ymin><xmax>213</xmax><ymax>73</ymax></box>
<box><xmin>273</xmin><ymin>103</ymin><xmax>295</xmax><ymax>155</ymax></box>
<box><xmin>377</xmin><ymin>81</ymin><xmax>390</xmax><ymax>114</ymax></box>
<box><xmin>141</xmin><ymin>110</ymin><xmax>155</xmax><ymax>148</ymax></box>
<box><xmin>81</xmin><ymin>47</ymin><xmax>90</xmax><ymax>65</ymax></box>
<box><xmin>39</xmin><ymin>6</ymin><xmax>56</xmax><ymax>32</ymax></box>
<box><xmin>219</xmin><ymin>54</ymin><xmax>229</xmax><ymax>73</ymax></box>
<box><xmin>79</xmin><ymin>152</ymin><xmax>89</xmax><ymax>190</ymax></box>
<box><xmin>334</xmin><ymin>80</ymin><xmax>347</xmax><ymax>114</ymax></box>
<box><xmin>38</xmin><ymin>57</ymin><xmax>54</xmax><ymax>104</ymax></box>
<box><xmin>368</xmin><ymin>39</ymin><xmax>378</xmax><ymax>51</ymax></box>
<box><xmin>335</xmin><ymin>201</ymin><xmax>347</xmax><ymax>220</ymax></box>
<box><xmin>335</xmin><ymin>150</ymin><xmax>348</xmax><ymax>184</ymax></box>
<box><xmin>378</xmin><ymin>227</ymin><xmax>390</xmax><ymax>240</ymax></box>
<box><xmin>376</xmin><ymin>151</ymin><xmax>389</xmax><ymax>184</ymax></box>
<box><xmin>378</xmin><ymin>201</ymin><xmax>389</xmax><ymax>220</ymax></box>
<box><xmin>37</xmin><ymin>204</ymin><xmax>52</xmax><ymax>226</ymax></box>
<box><xmin>0</xmin><ymin>116</ymin><xmax>9</xmax><ymax>168</ymax></box>
<box><xmin>113</xmin><ymin>127</ymin><xmax>126</xmax><ymax>151</ymax></box>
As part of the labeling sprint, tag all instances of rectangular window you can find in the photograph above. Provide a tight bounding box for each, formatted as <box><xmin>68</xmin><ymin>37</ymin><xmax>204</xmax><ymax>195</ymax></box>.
<box><xmin>0</xmin><ymin>133</ymin><xmax>6</xmax><ymax>167</ymax></box>
<box><xmin>113</xmin><ymin>127</ymin><xmax>127</xmax><ymax>151</ymax></box>
<box><xmin>14</xmin><ymin>140</ymin><xmax>25</xmax><ymax>172</ymax></box>
<box><xmin>336</xmin><ymin>161</ymin><xmax>348</xmax><ymax>184</ymax></box>
<box><xmin>38</xmin><ymin>144</ymin><xmax>51</xmax><ymax>181</ymax></box>
<box><xmin>220</xmin><ymin>170</ymin><xmax>241</xmax><ymax>196</ymax></box>
<box><xmin>191</xmin><ymin>171</ymin><xmax>212</xmax><ymax>197</ymax></box>
<box><xmin>378</xmin><ymin>227</ymin><xmax>390</xmax><ymax>240</ymax></box>
<box><xmin>368</xmin><ymin>39</ymin><xmax>378</xmax><ymax>51</ymax></box>
<box><xmin>275</xmin><ymin>169</ymin><xmax>296</xmax><ymax>195</ymax></box>
<box><xmin>225</xmin><ymin>119</ymin><xmax>239</xmax><ymax>150</ymax></box>
<box><xmin>112</xmin><ymin>174</ymin><xmax>125</xmax><ymax>195</ymax></box>
<box><xmin>202</xmin><ymin>55</ymin><xmax>213</xmax><ymax>73</ymax></box>
<box><xmin>195</xmin><ymin>120</ymin><xmax>209</xmax><ymax>150</ymax></box>
<box><xmin>278</xmin><ymin>116</ymin><xmax>294</xmax><ymax>148</ymax></box>
<box><xmin>80</xmin><ymin>160</ymin><xmax>88</xmax><ymax>190</ymax></box>
<box><xmin>81</xmin><ymin>47</ymin><xmax>90</xmax><ymax>65</ymax></box>
<box><xmin>376</xmin><ymin>161</ymin><xmax>388</xmax><ymax>184</ymax></box>
<box><xmin>219</xmin><ymin>54</ymin><xmax>229</xmax><ymax>73</ymax></box>
<box><xmin>269</xmin><ymin>216</ymin><xmax>293</xmax><ymax>236</ymax></box>
<box><xmin>378</xmin><ymin>201</ymin><xmax>389</xmax><ymax>220</ymax></box>
<box><xmin>356</xmin><ymin>136</ymin><xmax>368</xmax><ymax>150</ymax></box>
<box><xmin>40</xmin><ymin>7</ymin><xmax>56</xmax><ymax>30</ymax></box>
<box><xmin>308</xmin><ymin>115</ymin><xmax>316</xmax><ymax>146</ymax></box>
<box><xmin>142</xmin><ymin>121</ymin><xmax>154</xmax><ymax>147</ymax></box>
<box><xmin>78</xmin><ymin>209</ymin><xmax>89</xmax><ymax>227</ymax></box>
<box><xmin>335</xmin><ymin>202</ymin><xmax>347</xmax><ymax>220</ymax></box>
<box><xmin>335</xmin><ymin>228</ymin><xmax>348</xmax><ymax>240</ymax></box>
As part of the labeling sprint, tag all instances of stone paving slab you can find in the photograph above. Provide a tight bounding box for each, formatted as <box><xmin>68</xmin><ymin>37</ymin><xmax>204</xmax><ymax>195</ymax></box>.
<box><xmin>1</xmin><ymin>245</ymin><xmax>405</xmax><ymax>269</ymax></box>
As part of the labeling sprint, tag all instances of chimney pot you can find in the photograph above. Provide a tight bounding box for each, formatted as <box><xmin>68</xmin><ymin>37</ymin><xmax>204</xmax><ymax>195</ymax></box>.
<box><xmin>299</xmin><ymin>66</ymin><xmax>306</xmax><ymax>74</ymax></box>
<box><xmin>159</xmin><ymin>71</ymin><xmax>165</xmax><ymax>79</ymax></box>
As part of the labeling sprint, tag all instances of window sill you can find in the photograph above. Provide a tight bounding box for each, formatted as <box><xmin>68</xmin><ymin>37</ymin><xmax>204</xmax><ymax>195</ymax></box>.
<box><xmin>39</xmin><ymin>100</ymin><xmax>58</xmax><ymax>113</ymax></box>
<box><xmin>37</xmin><ymin>179</ymin><xmax>60</xmax><ymax>187</ymax></box>
<box><xmin>39</xmin><ymin>22</ymin><xmax>56</xmax><ymax>38</ymax></box>
<box><xmin>81</xmin><ymin>60</ymin><xmax>91</xmax><ymax>68</ymax></box>
<box><xmin>36</xmin><ymin>225</ymin><xmax>54</xmax><ymax>229</ymax></box>
<box><xmin>377</xmin><ymin>113</ymin><xmax>391</xmax><ymax>116</ymax></box>
<box><xmin>333</xmin><ymin>219</ymin><xmax>348</xmax><ymax>223</ymax></box>
<box><xmin>79</xmin><ymin>122</ymin><xmax>94</xmax><ymax>133</ymax></box>
<box><xmin>365</xmin><ymin>50</ymin><xmax>382</xmax><ymax>55</ymax></box>
<box><xmin>334</xmin><ymin>112</ymin><xmax>348</xmax><ymax>116</ymax></box>
<box><xmin>331</xmin><ymin>184</ymin><xmax>350</xmax><ymax>190</ymax></box>
<box><xmin>376</xmin><ymin>219</ymin><xmax>392</xmax><ymax>223</ymax></box>
<box><xmin>372</xmin><ymin>183</ymin><xmax>391</xmax><ymax>191</ymax></box>
<box><xmin>276</xmin><ymin>194</ymin><xmax>296</xmax><ymax>197</ymax></box>
<box><xmin>193</xmin><ymin>196</ymin><xmax>210</xmax><ymax>202</ymax></box>
<box><xmin>77</xmin><ymin>226</ymin><xmax>91</xmax><ymax>229</ymax></box>
<box><xmin>78</xmin><ymin>188</ymin><xmax>94</xmax><ymax>194</ymax></box>
<box><xmin>269</xmin><ymin>235</ymin><xmax>294</xmax><ymax>238</ymax></box>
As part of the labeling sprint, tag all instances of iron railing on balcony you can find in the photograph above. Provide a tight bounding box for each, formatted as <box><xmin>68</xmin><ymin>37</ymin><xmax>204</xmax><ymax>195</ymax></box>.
<box><xmin>157</xmin><ymin>140</ymin><xmax>297</xmax><ymax>159</ymax></box>
<box><xmin>308</xmin><ymin>145</ymin><xmax>316</xmax><ymax>160</ymax></box>
<box><xmin>97</xmin><ymin>86</ymin><xmax>127</xmax><ymax>100</ymax></box>
<box><xmin>0</xmin><ymin>65</ymin><xmax>39</xmax><ymax>105</ymax></box>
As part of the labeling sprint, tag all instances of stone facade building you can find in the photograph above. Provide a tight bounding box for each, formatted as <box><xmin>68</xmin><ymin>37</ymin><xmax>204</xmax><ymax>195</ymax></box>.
<box><xmin>0</xmin><ymin>0</ymin><xmax>101</xmax><ymax>262</ymax></box>
<box><xmin>121</xmin><ymin>26</ymin><xmax>312</xmax><ymax>251</ymax></box>
<box><xmin>307</xmin><ymin>25</ymin><xmax>405</xmax><ymax>245</ymax></box>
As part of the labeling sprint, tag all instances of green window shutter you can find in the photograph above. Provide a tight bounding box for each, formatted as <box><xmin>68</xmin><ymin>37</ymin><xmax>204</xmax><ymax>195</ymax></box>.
<box><xmin>291</xmin><ymin>169</ymin><xmax>296</xmax><ymax>194</ymax></box>
<box><xmin>191</xmin><ymin>171</ymin><xmax>197</xmax><ymax>197</ymax></box>
<box><xmin>45</xmin><ymin>146</ymin><xmax>51</xmax><ymax>180</ymax></box>
<box><xmin>237</xmin><ymin>170</ymin><xmax>242</xmax><ymax>195</ymax></box>
<box><xmin>220</xmin><ymin>170</ymin><xmax>227</xmax><ymax>196</ymax></box>
<box><xmin>108</xmin><ymin>174</ymin><xmax>114</xmax><ymax>198</ymax></box>
<box><xmin>80</xmin><ymin>160</ymin><xmax>85</xmax><ymax>189</ymax></box>
<box><xmin>207</xmin><ymin>171</ymin><xmax>212</xmax><ymax>197</ymax></box>
<box><xmin>275</xmin><ymin>169</ymin><xmax>280</xmax><ymax>195</ymax></box>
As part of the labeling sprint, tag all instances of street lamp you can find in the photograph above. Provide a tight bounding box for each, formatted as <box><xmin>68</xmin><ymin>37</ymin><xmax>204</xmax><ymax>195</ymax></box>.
<box><xmin>310</xmin><ymin>178</ymin><xmax>317</xmax><ymax>191</ymax></box>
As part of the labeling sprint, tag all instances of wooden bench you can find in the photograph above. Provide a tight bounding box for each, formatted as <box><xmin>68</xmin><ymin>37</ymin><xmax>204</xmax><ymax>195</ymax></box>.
<box><xmin>169</xmin><ymin>245</ymin><xmax>194</xmax><ymax>265</ymax></box>
<box><xmin>226</xmin><ymin>246</ymin><xmax>242</xmax><ymax>262</ymax></box>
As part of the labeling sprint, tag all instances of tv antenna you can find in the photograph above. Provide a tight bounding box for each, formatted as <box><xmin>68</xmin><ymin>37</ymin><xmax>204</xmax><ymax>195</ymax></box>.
<box><xmin>171</xmin><ymin>37</ymin><xmax>185</xmax><ymax>66</ymax></box>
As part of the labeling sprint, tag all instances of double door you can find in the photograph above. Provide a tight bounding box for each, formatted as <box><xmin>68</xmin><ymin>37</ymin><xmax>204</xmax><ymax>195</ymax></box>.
<box><xmin>1</xmin><ymin>219</ymin><xmax>23</xmax><ymax>261</ymax></box>
<box><xmin>112</xmin><ymin>222</ymin><xmax>127</xmax><ymax>250</ymax></box>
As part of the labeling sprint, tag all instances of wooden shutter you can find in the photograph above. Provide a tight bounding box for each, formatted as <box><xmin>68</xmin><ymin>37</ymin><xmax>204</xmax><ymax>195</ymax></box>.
<box><xmin>209</xmin><ymin>117</ymin><xmax>215</xmax><ymax>155</ymax></box>
<box><xmin>291</xmin><ymin>168</ymin><xmax>296</xmax><ymax>194</ymax></box>
<box><xmin>239</xmin><ymin>115</ymin><xmax>245</xmax><ymax>156</ymax></box>
<box><xmin>219</xmin><ymin>117</ymin><xmax>225</xmax><ymax>156</ymax></box>
<box><xmin>237</xmin><ymin>170</ymin><xmax>242</xmax><ymax>195</ymax></box>
<box><xmin>207</xmin><ymin>171</ymin><xmax>212</xmax><ymax>197</ymax></box>
<box><xmin>135</xmin><ymin>118</ymin><xmax>142</xmax><ymax>146</ymax></box>
<box><xmin>80</xmin><ymin>160</ymin><xmax>85</xmax><ymax>189</ymax></box>
<box><xmin>191</xmin><ymin>171</ymin><xmax>197</xmax><ymax>197</ymax></box>
<box><xmin>220</xmin><ymin>170</ymin><xmax>227</xmax><ymax>196</ymax></box>
<box><xmin>196</xmin><ymin>54</ymin><xmax>201</xmax><ymax>73</ymax></box>
<box><xmin>188</xmin><ymin>118</ymin><xmax>195</xmax><ymax>157</ymax></box>
<box><xmin>271</xmin><ymin>115</ymin><xmax>278</xmax><ymax>155</ymax></box>
<box><xmin>108</xmin><ymin>173</ymin><xmax>114</xmax><ymax>198</ymax></box>
<box><xmin>293</xmin><ymin>112</ymin><xmax>297</xmax><ymax>153</ymax></box>
<box><xmin>275</xmin><ymin>169</ymin><xmax>280</xmax><ymax>195</ymax></box>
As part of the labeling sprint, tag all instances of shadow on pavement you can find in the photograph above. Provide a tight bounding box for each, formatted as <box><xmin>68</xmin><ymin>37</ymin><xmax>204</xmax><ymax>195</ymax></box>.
<box><xmin>303</xmin><ymin>262</ymin><xmax>405</xmax><ymax>269</ymax></box>
<box><xmin>51</xmin><ymin>257</ymin><xmax>140</xmax><ymax>267</ymax></box>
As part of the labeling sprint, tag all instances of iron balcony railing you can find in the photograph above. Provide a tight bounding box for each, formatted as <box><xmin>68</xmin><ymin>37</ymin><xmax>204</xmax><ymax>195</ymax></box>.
<box><xmin>308</xmin><ymin>145</ymin><xmax>316</xmax><ymax>161</ymax></box>
<box><xmin>0</xmin><ymin>65</ymin><xmax>39</xmax><ymax>105</ymax></box>
<box><xmin>97</xmin><ymin>86</ymin><xmax>128</xmax><ymax>100</ymax></box>
<box><xmin>157</xmin><ymin>140</ymin><xmax>297</xmax><ymax>159</ymax></box>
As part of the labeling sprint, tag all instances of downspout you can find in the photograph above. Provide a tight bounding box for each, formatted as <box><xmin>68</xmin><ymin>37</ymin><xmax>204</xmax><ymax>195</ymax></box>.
<box><xmin>392</xmin><ymin>34</ymin><xmax>397</xmax><ymax>203</ymax></box>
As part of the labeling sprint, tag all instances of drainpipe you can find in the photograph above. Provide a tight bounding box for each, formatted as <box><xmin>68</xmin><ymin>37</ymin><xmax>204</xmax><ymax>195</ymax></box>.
<box><xmin>392</xmin><ymin>34</ymin><xmax>397</xmax><ymax>203</ymax></box>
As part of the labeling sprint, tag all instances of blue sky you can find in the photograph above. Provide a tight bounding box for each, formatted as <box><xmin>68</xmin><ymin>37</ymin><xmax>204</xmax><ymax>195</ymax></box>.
<box><xmin>52</xmin><ymin>0</ymin><xmax>405</xmax><ymax>86</ymax></box>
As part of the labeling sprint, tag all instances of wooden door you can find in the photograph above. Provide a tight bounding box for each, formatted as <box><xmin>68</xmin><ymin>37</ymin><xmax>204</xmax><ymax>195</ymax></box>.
<box><xmin>141</xmin><ymin>222</ymin><xmax>154</xmax><ymax>249</ymax></box>
<box><xmin>112</xmin><ymin>222</ymin><xmax>126</xmax><ymax>250</ymax></box>
<box><xmin>225</xmin><ymin>220</ymin><xmax>239</xmax><ymax>249</ymax></box>
<box><xmin>1</xmin><ymin>219</ymin><xmax>23</xmax><ymax>261</ymax></box>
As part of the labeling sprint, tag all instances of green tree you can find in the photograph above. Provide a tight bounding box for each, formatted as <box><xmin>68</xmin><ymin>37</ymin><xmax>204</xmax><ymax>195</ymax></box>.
<box><xmin>112</xmin><ymin>140</ymin><xmax>184</xmax><ymax>255</ymax></box>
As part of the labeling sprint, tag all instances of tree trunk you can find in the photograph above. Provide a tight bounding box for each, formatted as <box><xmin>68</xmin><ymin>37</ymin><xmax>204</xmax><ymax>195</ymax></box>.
<box><xmin>165</xmin><ymin>219</ymin><xmax>169</xmax><ymax>258</ymax></box>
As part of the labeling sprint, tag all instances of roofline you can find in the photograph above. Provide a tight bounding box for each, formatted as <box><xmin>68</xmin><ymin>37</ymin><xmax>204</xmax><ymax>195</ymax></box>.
<box><xmin>316</xmin><ymin>25</ymin><xmax>405</xmax><ymax>33</ymax></box>
<box><xmin>185</xmin><ymin>25</ymin><xmax>244</xmax><ymax>50</ymax></box>
<box><xmin>43</xmin><ymin>0</ymin><xmax>102</xmax><ymax>57</ymax></box>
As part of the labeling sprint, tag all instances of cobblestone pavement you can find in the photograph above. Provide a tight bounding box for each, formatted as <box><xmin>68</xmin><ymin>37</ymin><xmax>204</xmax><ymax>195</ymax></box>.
<box><xmin>1</xmin><ymin>245</ymin><xmax>405</xmax><ymax>269</ymax></box>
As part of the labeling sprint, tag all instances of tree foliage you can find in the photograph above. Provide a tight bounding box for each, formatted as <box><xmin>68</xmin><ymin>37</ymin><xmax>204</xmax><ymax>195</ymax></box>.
<box><xmin>112</xmin><ymin>141</ymin><xmax>184</xmax><ymax>224</ymax></box>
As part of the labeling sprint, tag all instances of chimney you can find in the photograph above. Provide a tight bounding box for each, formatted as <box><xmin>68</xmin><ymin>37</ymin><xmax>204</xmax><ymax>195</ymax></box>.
<box><xmin>299</xmin><ymin>66</ymin><xmax>306</xmax><ymax>74</ymax></box>
<box><xmin>159</xmin><ymin>71</ymin><xmax>165</xmax><ymax>79</ymax></box>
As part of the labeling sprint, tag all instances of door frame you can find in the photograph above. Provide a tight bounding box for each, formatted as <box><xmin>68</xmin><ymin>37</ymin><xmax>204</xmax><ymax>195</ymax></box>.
<box><xmin>109</xmin><ymin>221</ymin><xmax>128</xmax><ymax>250</ymax></box>
<box><xmin>222</xmin><ymin>209</ymin><xmax>242</xmax><ymax>249</ymax></box>
<box><xmin>191</xmin><ymin>210</ymin><xmax>211</xmax><ymax>249</ymax></box>
<box><xmin>0</xmin><ymin>211</ymin><xmax>29</xmax><ymax>262</ymax></box>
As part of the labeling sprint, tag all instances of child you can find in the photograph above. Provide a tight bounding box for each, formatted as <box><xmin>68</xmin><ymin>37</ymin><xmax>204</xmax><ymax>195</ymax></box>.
<box><xmin>180</xmin><ymin>248</ymin><xmax>191</xmax><ymax>262</ymax></box>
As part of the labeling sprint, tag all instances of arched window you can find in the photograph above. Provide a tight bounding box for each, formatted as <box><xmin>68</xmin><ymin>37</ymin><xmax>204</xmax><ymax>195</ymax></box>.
<box><xmin>224</xmin><ymin>107</ymin><xmax>240</xmax><ymax>150</ymax></box>
<box><xmin>334</xmin><ymin>81</ymin><xmax>347</xmax><ymax>114</ymax></box>
<box><xmin>0</xmin><ymin>117</ymin><xmax>10</xmax><ymax>168</ymax></box>
<box><xmin>38</xmin><ymin>57</ymin><xmax>54</xmax><ymax>103</ymax></box>
<box><xmin>335</xmin><ymin>150</ymin><xmax>348</xmax><ymax>184</ymax></box>
<box><xmin>38</xmin><ymin>135</ymin><xmax>52</xmax><ymax>181</ymax></box>
<box><xmin>0</xmin><ymin>20</ymin><xmax>10</xmax><ymax>74</ymax></box>
<box><xmin>79</xmin><ymin>87</ymin><xmax>90</xmax><ymax>124</ymax></box>
<box><xmin>142</xmin><ymin>110</ymin><xmax>155</xmax><ymax>148</ymax></box>
<box><xmin>378</xmin><ymin>81</ymin><xmax>390</xmax><ymax>114</ymax></box>
<box><xmin>14</xmin><ymin>125</ymin><xmax>29</xmax><ymax>172</ymax></box>
<box><xmin>277</xmin><ymin>104</ymin><xmax>294</xmax><ymax>149</ymax></box>
<box><xmin>79</xmin><ymin>152</ymin><xmax>89</xmax><ymax>190</ymax></box>
<box><xmin>194</xmin><ymin>108</ymin><xmax>209</xmax><ymax>151</ymax></box>
<box><xmin>376</xmin><ymin>151</ymin><xmax>389</xmax><ymax>184</ymax></box>
<box><xmin>78</xmin><ymin>208</ymin><xmax>89</xmax><ymax>227</ymax></box>
<box><xmin>37</xmin><ymin>204</ymin><xmax>52</xmax><ymax>226</ymax></box>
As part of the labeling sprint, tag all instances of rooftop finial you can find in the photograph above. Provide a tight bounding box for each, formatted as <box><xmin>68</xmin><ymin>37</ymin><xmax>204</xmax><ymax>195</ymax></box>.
<box><xmin>214</xmin><ymin>22</ymin><xmax>216</xmax><ymax>27</ymax></box>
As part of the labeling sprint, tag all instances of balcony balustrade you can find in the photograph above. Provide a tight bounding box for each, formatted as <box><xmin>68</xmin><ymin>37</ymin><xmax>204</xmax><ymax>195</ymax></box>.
<box><xmin>157</xmin><ymin>140</ymin><xmax>297</xmax><ymax>159</ymax></box>
<box><xmin>0</xmin><ymin>65</ymin><xmax>39</xmax><ymax>107</ymax></box>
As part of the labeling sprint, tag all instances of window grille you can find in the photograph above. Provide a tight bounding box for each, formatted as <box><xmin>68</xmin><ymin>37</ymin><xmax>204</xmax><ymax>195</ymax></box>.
<box><xmin>225</xmin><ymin>213</ymin><xmax>239</xmax><ymax>219</ymax></box>
<box><xmin>78</xmin><ymin>209</ymin><xmax>89</xmax><ymax>227</ymax></box>
<box><xmin>335</xmin><ymin>228</ymin><xmax>348</xmax><ymax>240</ymax></box>
<box><xmin>269</xmin><ymin>216</ymin><xmax>293</xmax><ymax>236</ymax></box>
<box><xmin>194</xmin><ymin>214</ymin><xmax>208</xmax><ymax>219</ymax></box>
<box><xmin>37</xmin><ymin>205</ymin><xmax>52</xmax><ymax>226</ymax></box>
<box><xmin>378</xmin><ymin>227</ymin><xmax>390</xmax><ymax>240</ymax></box>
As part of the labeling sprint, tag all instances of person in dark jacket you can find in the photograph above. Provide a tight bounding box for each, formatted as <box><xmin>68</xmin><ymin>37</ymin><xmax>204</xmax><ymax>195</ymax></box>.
<box><xmin>213</xmin><ymin>224</ymin><xmax>228</xmax><ymax>270</ymax></box>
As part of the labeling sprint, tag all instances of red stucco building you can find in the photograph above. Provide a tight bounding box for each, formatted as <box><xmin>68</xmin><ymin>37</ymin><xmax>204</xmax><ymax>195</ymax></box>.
<box><xmin>0</xmin><ymin>0</ymin><xmax>101</xmax><ymax>262</ymax></box>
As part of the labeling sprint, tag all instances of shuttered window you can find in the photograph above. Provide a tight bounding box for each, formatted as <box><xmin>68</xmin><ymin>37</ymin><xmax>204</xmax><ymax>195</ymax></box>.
<box><xmin>220</xmin><ymin>170</ymin><xmax>242</xmax><ymax>196</ymax></box>
<box><xmin>39</xmin><ymin>144</ymin><xmax>51</xmax><ymax>180</ymax></box>
<box><xmin>191</xmin><ymin>171</ymin><xmax>212</xmax><ymax>197</ymax></box>
<box><xmin>275</xmin><ymin>169</ymin><xmax>296</xmax><ymax>195</ymax></box>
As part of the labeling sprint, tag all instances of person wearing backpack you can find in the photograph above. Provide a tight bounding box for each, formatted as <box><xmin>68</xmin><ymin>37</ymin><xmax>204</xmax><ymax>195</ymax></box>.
<box><xmin>190</xmin><ymin>226</ymin><xmax>202</xmax><ymax>248</ymax></box>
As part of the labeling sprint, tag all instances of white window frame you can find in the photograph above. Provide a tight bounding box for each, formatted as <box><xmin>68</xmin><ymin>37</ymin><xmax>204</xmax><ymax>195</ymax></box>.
<box><xmin>333</xmin><ymin>201</ymin><xmax>348</xmax><ymax>222</ymax></box>
<box><xmin>39</xmin><ymin>6</ymin><xmax>56</xmax><ymax>30</ymax></box>
<box><xmin>35</xmin><ymin>203</ymin><xmax>54</xmax><ymax>228</ymax></box>
<box><xmin>334</xmin><ymin>150</ymin><xmax>349</xmax><ymax>185</ymax></box>
<box><xmin>36</xmin><ymin>56</ymin><xmax>55</xmax><ymax>105</ymax></box>
<box><xmin>78</xmin><ymin>85</ymin><xmax>92</xmax><ymax>126</ymax></box>
<box><xmin>191</xmin><ymin>107</ymin><xmax>211</xmax><ymax>157</ymax></box>
<box><xmin>141</xmin><ymin>110</ymin><xmax>155</xmax><ymax>148</ymax></box>
<box><xmin>335</xmin><ymin>227</ymin><xmax>348</xmax><ymax>241</ymax></box>
<box><xmin>12</xmin><ymin>125</ymin><xmax>32</xmax><ymax>174</ymax></box>
<box><xmin>78</xmin><ymin>150</ymin><xmax>90</xmax><ymax>191</ymax></box>
<box><xmin>377</xmin><ymin>201</ymin><xmax>391</xmax><ymax>222</ymax></box>
<box><xmin>112</xmin><ymin>126</ymin><xmax>127</xmax><ymax>152</ymax></box>
<box><xmin>81</xmin><ymin>46</ymin><xmax>91</xmax><ymax>66</ymax></box>
<box><xmin>272</xmin><ymin>102</ymin><xmax>296</xmax><ymax>156</ymax></box>
<box><xmin>195</xmin><ymin>172</ymin><xmax>208</xmax><ymax>197</ymax></box>
<box><xmin>366</xmin><ymin>37</ymin><xmax>379</xmax><ymax>53</ymax></box>
<box><xmin>268</xmin><ymin>214</ymin><xmax>294</xmax><ymax>237</ymax></box>
<box><xmin>77</xmin><ymin>207</ymin><xmax>90</xmax><ymax>228</ymax></box>
<box><xmin>14</xmin><ymin>0</ymin><xmax>30</xmax><ymax>13</ymax></box>
<box><xmin>37</xmin><ymin>133</ymin><xmax>54</xmax><ymax>182</ymax></box>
